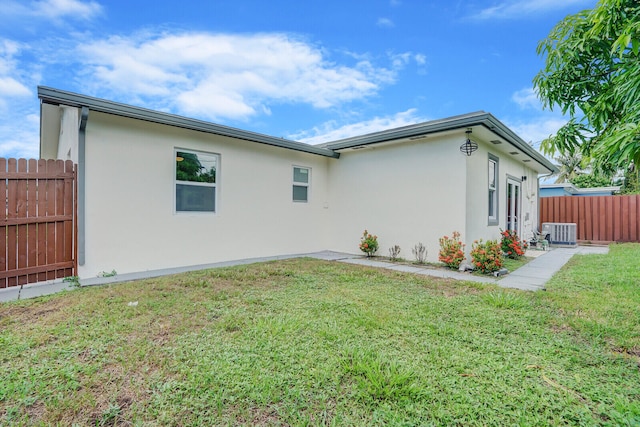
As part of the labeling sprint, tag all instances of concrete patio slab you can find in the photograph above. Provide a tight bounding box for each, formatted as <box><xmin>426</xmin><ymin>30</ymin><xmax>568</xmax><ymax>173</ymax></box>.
<box><xmin>0</xmin><ymin>287</ymin><xmax>20</xmax><ymax>302</ymax></box>
<box><xmin>413</xmin><ymin>268</ymin><xmax>497</xmax><ymax>284</ymax></box>
<box><xmin>385</xmin><ymin>264</ymin><xmax>429</xmax><ymax>273</ymax></box>
<box><xmin>0</xmin><ymin>279</ymin><xmax>75</xmax><ymax>303</ymax></box>
<box><xmin>340</xmin><ymin>258</ymin><xmax>397</xmax><ymax>268</ymax></box>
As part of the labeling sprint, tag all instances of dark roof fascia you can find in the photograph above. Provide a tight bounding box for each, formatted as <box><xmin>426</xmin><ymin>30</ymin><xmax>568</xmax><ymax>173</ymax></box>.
<box><xmin>319</xmin><ymin>111</ymin><xmax>489</xmax><ymax>150</ymax></box>
<box><xmin>322</xmin><ymin>111</ymin><xmax>556</xmax><ymax>173</ymax></box>
<box><xmin>37</xmin><ymin>86</ymin><xmax>340</xmax><ymax>159</ymax></box>
<box><xmin>484</xmin><ymin>114</ymin><xmax>557</xmax><ymax>173</ymax></box>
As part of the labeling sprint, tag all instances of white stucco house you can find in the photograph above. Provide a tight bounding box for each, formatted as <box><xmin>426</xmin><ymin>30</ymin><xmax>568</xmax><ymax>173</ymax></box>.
<box><xmin>38</xmin><ymin>86</ymin><xmax>556</xmax><ymax>279</ymax></box>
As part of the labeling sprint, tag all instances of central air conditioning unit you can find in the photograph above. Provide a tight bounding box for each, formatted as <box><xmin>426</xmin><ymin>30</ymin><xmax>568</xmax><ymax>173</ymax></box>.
<box><xmin>542</xmin><ymin>223</ymin><xmax>577</xmax><ymax>247</ymax></box>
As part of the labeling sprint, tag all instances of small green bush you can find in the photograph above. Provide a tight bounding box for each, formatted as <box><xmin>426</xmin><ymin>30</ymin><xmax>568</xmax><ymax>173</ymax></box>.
<box><xmin>500</xmin><ymin>229</ymin><xmax>528</xmax><ymax>259</ymax></box>
<box><xmin>359</xmin><ymin>230</ymin><xmax>379</xmax><ymax>257</ymax></box>
<box><xmin>438</xmin><ymin>231</ymin><xmax>465</xmax><ymax>269</ymax></box>
<box><xmin>471</xmin><ymin>239</ymin><xmax>503</xmax><ymax>274</ymax></box>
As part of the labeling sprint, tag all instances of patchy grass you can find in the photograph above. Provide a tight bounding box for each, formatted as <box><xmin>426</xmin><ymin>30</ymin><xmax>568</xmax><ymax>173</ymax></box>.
<box><xmin>540</xmin><ymin>243</ymin><xmax>640</xmax><ymax>351</ymax></box>
<box><xmin>1</xmin><ymin>247</ymin><xmax>639</xmax><ymax>425</ymax></box>
<box><xmin>502</xmin><ymin>255</ymin><xmax>533</xmax><ymax>272</ymax></box>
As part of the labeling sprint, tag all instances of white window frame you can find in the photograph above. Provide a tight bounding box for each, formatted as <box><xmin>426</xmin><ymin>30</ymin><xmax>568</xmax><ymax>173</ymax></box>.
<box><xmin>488</xmin><ymin>154</ymin><xmax>499</xmax><ymax>225</ymax></box>
<box><xmin>174</xmin><ymin>148</ymin><xmax>219</xmax><ymax>214</ymax></box>
<box><xmin>292</xmin><ymin>166</ymin><xmax>310</xmax><ymax>203</ymax></box>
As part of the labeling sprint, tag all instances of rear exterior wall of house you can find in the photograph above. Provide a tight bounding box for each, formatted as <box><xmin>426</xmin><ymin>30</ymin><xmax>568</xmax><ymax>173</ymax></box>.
<box><xmin>326</xmin><ymin>135</ymin><xmax>468</xmax><ymax>263</ymax></box>
<box><xmin>40</xmin><ymin>104</ymin><xmax>544</xmax><ymax>278</ymax></box>
<box><xmin>465</xmin><ymin>138</ymin><xmax>540</xmax><ymax>252</ymax></box>
<box><xmin>79</xmin><ymin>111</ymin><xmax>332</xmax><ymax>277</ymax></box>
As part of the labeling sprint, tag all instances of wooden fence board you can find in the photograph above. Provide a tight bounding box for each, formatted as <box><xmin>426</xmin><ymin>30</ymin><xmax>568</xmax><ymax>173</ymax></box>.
<box><xmin>578</xmin><ymin>197</ymin><xmax>587</xmax><ymax>241</ymax></box>
<box><xmin>540</xmin><ymin>195</ymin><xmax>640</xmax><ymax>243</ymax></box>
<box><xmin>631</xmin><ymin>196</ymin><xmax>638</xmax><ymax>242</ymax></box>
<box><xmin>7</xmin><ymin>158</ymin><xmax>18</xmax><ymax>287</ymax></box>
<box><xmin>0</xmin><ymin>158</ymin><xmax>5</xmax><ymax>288</ymax></box>
<box><xmin>17</xmin><ymin>159</ymin><xmax>27</xmax><ymax>285</ymax></box>
<box><xmin>1</xmin><ymin>157</ymin><xmax>77</xmax><ymax>288</ymax></box>
<box><xmin>36</xmin><ymin>159</ymin><xmax>48</xmax><ymax>282</ymax></box>
<box><xmin>620</xmin><ymin>197</ymin><xmax>628</xmax><ymax>241</ymax></box>
<box><xmin>27</xmin><ymin>159</ymin><xmax>38</xmax><ymax>283</ymax></box>
<box><xmin>45</xmin><ymin>160</ymin><xmax>57</xmax><ymax>281</ymax></box>
<box><xmin>55</xmin><ymin>163</ymin><xmax>65</xmax><ymax>278</ymax></box>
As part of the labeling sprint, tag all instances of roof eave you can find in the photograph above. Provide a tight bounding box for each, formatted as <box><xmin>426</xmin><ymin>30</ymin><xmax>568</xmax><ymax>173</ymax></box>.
<box><xmin>37</xmin><ymin>86</ymin><xmax>340</xmax><ymax>159</ymax></box>
<box><xmin>322</xmin><ymin>112</ymin><xmax>556</xmax><ymax>173</ymax></box>
<box><xmin>321</xmin><ymin>111</ymin><xmax>490</xmax><ymax>150</ymax></box>
<box><xmin>484</xmin><ymin>115</ymin><xmax>557</xmax><ymax>174</ymax></box>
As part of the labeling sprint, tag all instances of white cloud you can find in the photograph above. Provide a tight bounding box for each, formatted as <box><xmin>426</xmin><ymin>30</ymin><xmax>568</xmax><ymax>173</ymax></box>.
<box><xmin>0</xmin><ymin>113</ymin><xmax>40</xmax><ymax>159</ymax></box>
<box><xmin>0</xmin><ymin>39</ymin><xmax>32</xmax><ymax>108</ymax></box>
<box><xmin>377</xmin><ymin>18</ymin><xmax>395</xmax><ymax>28</ymax></box>
<box><xmin>1</xmin><ymin>0</ymin><xmax>102</xmax><ymax>21</ymax></box>
<box><xmin>34</xmin><ymin>0</ymin><xmax>102</xmax><ymax>20</ymax></box>
<box><xmin>506</xmin><ymin>116</ymin><xmax>567</xmax><ymax>146</ymax></box>
<box><xmin>0</xmin><ymin>77</ymin><xmax>31</xmax><ymax>98</ymax></box>
<box><xmin>387</xmin><ymin>52</ymin><xmax>427</xmax><ymax>71</ymax></box>
<box><xmin>0</xmin><ymin>38</ymin><xmax>39</xmax><ymax>158</ymax></box>
<box><xmin>512</xmin><ymin>87</ymin><xmax>540</xmax><ymax>110</ymax></box>
<box><xmin>471</xmin><ymin>0</ymin><xmax>591</xmax><ymax>20</ymax></box>
<box><xmin>76</xmin><ymin>32</ymin><xmax>398</xmax><ymax>121</ymax></box>
<box><xmin>289</xmin><ymin>109</ymin><xmax>428</xmax><ymax>144</ymax></box>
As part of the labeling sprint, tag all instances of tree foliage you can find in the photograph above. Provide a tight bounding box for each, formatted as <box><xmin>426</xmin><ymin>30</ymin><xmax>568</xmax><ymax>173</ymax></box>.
<box><xmin>552</xmin><ymin>153</ymin><xmax>584</xmax><ymax>184</ymax></box>
<box><xmin>620</xmin><ymin>166</ymin><xmax>640</xmax><ymax>194</ymax></box>
<box><xmin>570</xmin><ymin>173</ymin><xmax>612</xmax><ymax>188</ymax></box>
<box><xmin>534</xmin><ymin>0</ymin><xmax>640</xmax><ymax>169</ymax></box>
<box><xmin>176</xmin><ymin>151</ymin><xmax>216</xmax><ymax>183</ymax></box>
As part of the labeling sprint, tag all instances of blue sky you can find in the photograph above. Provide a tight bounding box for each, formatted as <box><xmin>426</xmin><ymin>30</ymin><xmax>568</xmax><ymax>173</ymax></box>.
<box><xmin>1</xmin><ymin>0</ymin><xmax>596</xmax><ymax>159</ymax></box>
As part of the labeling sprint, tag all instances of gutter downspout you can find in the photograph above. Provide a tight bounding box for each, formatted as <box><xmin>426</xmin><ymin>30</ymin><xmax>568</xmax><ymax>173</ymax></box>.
<box><xmin>537</xmin><ymin>170</ymin><xmax>554</xmax><ymax>232</ymax></box>
<box><xmin>78</xmin><ymin>106</ymin><xmax>89</xmax><ymax>266</ymax></box>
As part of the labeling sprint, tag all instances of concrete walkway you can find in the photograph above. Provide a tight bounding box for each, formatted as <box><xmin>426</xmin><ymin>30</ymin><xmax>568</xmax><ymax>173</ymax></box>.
<box><xmin>0</xmin><ymin>246</ymin><xmax>610</xmax><ymax>303</ymax></box>
<box><xmin>497</xmin><ymin>246</ymin><xmax>608</xmax><ymax>291</ymax></box>
<box><xmin>334</xmin><ymin>246</ymin><xmax>609</xmax><ymax>291</ymax></box>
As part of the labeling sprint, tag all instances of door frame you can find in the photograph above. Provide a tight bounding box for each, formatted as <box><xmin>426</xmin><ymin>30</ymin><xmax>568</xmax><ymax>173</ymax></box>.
<box><xmin>506</xmin><ymin>176</ymin><xmax>522</xmax><ymax>236</ymax></box>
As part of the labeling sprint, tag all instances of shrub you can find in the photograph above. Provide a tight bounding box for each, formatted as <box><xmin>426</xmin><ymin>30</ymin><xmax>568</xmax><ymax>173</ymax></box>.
<box><xmin>471</xmin><ymin>239</ymin><xmax>503</xmax><ymax>274</ymax></box>
<box><xmin>438</xmin><ymin>231</ymin><xmax>465</xmax><ymax>269</ymax></box>
<box><xmin>359</xmin><ymin>230</ymin><xmax>379</xmax><ymax>257</ymax></box>
<box><xmin>412</xmin><ymin>243</ymin><xmax>427</xmax><ymax>264</ymax></box>
<box><xmin>388</xmin><ymin>245</ymin><xmax>401</xmax><ymax>261</ymax></box>
<box><xmin>500</xmin><ymin>229</ymin><xmax>528</xmax><ymax>259</ymax></box>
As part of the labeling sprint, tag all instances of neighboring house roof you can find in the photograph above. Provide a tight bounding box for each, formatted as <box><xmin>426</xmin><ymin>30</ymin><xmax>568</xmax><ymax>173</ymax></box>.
<box><xmin>320</xmin><ymin>111</ymin><xmax>557</xmax><ymax>174</ymax></box>
<box><xmin>38</xmin><ymin>86</ymin><xmax>340</xmax><ymax>159</ymax></box>
<box><xmin>540</xmin><ymin>183</ymin><xmax>620</xmax><ymax>196</ymax></box>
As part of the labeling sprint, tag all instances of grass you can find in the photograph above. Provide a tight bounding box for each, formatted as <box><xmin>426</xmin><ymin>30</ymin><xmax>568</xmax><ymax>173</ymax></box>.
<box><xmin>501</xmin><ymin>254</ymin><xmax>532</xmax><ymax>272</ymax></box>
<box><xmin>1</xmin><ymin>244</ymin><xmax>639</xmax><ymax>425</ymax></box>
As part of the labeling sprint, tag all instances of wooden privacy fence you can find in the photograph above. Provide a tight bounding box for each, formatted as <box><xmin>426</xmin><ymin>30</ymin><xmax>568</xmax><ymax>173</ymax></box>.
<box><xmin>1</xmin><ymin>158</ymin><xmax>77</xmax><ymax>288</ymax></box>
<box><xmin>540</xmin><ymin>195</ymin><xmax>640</xmax><ymax>244</ymax></box>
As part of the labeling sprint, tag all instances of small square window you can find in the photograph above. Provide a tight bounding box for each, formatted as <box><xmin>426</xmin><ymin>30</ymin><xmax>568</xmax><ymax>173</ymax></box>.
<box><xmin>293</xmin><ymin>166</ymin><xmax>310</xmax><ymax>202</ymax></box>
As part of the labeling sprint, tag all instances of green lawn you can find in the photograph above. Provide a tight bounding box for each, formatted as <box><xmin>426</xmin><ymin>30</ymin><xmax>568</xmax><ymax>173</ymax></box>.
<box><xmin>1</xmin><ymin>244</ymin><xmax>639</xmax><ymax>426</ymax></box>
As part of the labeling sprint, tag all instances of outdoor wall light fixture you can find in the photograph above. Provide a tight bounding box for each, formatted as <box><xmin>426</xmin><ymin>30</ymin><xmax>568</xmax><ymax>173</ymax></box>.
<box><xmin>521</xmin><ymin>175</ymin><xmax>527</xmax><ymax>181</ymax></box>
<box><xmin>460</xmin><ymin>128</ymin><xmax>478</xmax><ymax>156</ymax></box>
